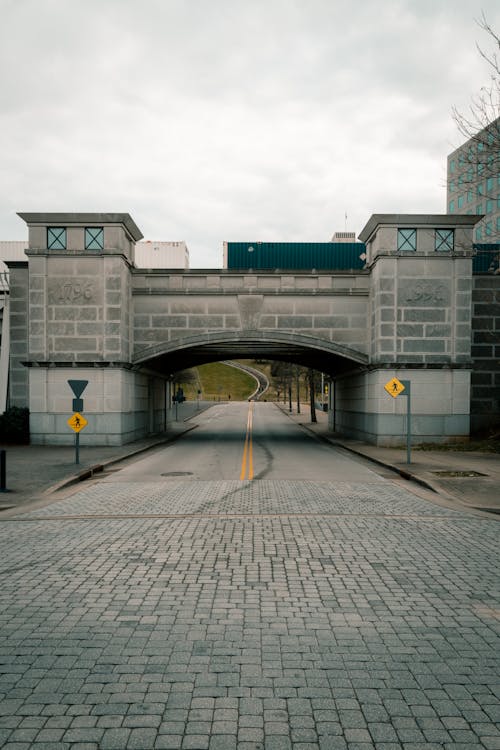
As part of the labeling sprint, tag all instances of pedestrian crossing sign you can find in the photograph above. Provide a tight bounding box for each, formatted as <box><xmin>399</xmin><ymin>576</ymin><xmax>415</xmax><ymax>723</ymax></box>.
<box><xmin>67</xmin><ymin>412</ymin><xmax>88</xmax><ymax>432</ymax></box>
<box><xmin>384</xmin><ymin>377</ymin><xmax>405</xmax><ymax>398</ymax></box>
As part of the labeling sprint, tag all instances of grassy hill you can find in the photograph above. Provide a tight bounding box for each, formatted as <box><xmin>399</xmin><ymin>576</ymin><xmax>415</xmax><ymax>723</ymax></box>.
<box><xmin>172</xmin><ymin>359</ymin><xmax>312</xmax><ymax>403</ymax></box>
<box><xmin>174</xmin><ymin>362</ymin><xmax>258</xmax><ymax>401</ymax></box>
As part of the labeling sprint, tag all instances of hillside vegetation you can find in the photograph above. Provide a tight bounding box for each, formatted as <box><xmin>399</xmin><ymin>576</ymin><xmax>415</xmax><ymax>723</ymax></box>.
<box><xmin>172</xmin><ymin>360</ymin><xmax>315</xmax><ymax>404</ymax></box>
<box><xmin>174</xmin><ymin>362</ymin><xmax>257</xmax><ymax>401</ymax></box>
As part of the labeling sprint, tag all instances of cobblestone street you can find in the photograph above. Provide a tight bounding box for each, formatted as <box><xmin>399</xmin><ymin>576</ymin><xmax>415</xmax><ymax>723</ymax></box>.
<box><xmin>0</xmin><ymin>479</ymin><xmax>499</xmax><ymax>749</ymax></box>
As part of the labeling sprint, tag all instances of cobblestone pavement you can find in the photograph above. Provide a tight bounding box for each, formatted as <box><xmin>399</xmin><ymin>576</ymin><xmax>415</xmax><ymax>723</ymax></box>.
<box><xmin>0</xmin><ymin>479</ymin><xmax>499</xmax><ymax>749</ymax></box>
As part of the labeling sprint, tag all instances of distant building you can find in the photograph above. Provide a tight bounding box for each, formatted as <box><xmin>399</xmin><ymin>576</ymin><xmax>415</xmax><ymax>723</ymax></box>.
<box><xmin>447</xmin><ymin>121</ymin><xmax>500</xmax><ymax>429</ymax></box>
<box><xmin>0</xmin><ymin>242</ymin><xmax>27</xmax><ymax>412</ymax></box>
<box><xmin>134</xmin><ymin>240</ymin><xmax>189</xmax><ymax>269</ymax></box>
<box><xmin>0</xmin><ymin>240</ymin><xmax>27</xmax><ymax>274</ymax></box>
<box><xmin>0</xmin><ymin>238</ymin><xmax>192</xmax><ymax>302</ymax></box>
<box><xmin>223</xmin><ymin>232</ymin><xmax>365</xmax><ymax>271</ymax></box>
<box><xmin>0</xmin><ymin>239</ymin><xmax>190</xmax><ymax>271</ymax></box>
<box><xmin>331</xmin><ymin>231</ymin><xmax>357</xmax><ymax>243</ymax></box>
<box><xmin>447</xmin><ymin>118</ymin><xmax>500</xmax><ymax>243</ymax></box>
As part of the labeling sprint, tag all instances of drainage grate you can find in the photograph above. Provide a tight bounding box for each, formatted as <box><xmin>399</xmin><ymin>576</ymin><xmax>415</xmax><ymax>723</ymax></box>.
<box><xmin>432</xmin><ymin>470</ymin><xmax>487</xmax><ymax>478</ymax></box>
<box><xmin>161</xmin><ymin>471</ymin><xmax>194</xmax><ymax>477</ymax></box>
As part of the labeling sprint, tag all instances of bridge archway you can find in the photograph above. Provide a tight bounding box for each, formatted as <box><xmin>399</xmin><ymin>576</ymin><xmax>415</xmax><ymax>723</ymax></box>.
<box><xmin>132</xmin><ymin>330</ymin><xmax>368</xmax><ymax>376</ymax></box>
<box><xmin>133</xmin><ymin>331</ymin><xmax>367</xmax><ymax>438</ymax></box>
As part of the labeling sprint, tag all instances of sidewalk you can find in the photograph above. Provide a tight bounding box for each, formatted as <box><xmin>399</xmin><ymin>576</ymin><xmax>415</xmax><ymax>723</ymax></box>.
<box><xmin>282</xmin><ymin>405</ymin><xmax>500</xmax><ymax>516</ymax></box>
<box><xmin>0</xmin><ymin>401</ymin><xmax>211</xmax><ymax>511</ymax></box>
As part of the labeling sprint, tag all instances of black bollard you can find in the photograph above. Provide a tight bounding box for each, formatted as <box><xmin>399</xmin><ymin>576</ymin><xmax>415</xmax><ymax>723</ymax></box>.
<box><xmin>0</xmin><ymin>449</ymin><xmax>6</xmax><ymax>492</ymax></box>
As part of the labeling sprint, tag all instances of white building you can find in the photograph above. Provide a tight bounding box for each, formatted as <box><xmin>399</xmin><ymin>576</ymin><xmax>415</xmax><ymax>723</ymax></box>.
<box><xmin>0</xmin><ymin>240</ymin><xmax>190</xmax><ymax>271</ymax></box>
<box><xmin>134</xmin><ymin>241</ymin><xmax>189</xmax><ymax>269</ymax></box>
<box><xmin>0</xmin><ymin>240</ymin><xmax>27</xmax><ymax>273</ymax></box>
<box><xmin>331</xmin><ymin>231</ymin><xmax>356</xmax><ymax>243</ymax></box>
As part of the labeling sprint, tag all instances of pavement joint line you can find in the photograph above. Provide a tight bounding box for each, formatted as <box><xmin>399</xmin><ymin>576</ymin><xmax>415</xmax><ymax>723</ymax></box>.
<box><xmin>3</xmin><ymin>511</ymin><xmax>479</xmax><ymax>521</ymax></box>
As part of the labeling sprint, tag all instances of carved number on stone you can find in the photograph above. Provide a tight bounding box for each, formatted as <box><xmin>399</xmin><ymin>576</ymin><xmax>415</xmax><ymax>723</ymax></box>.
<box><xmin>56</xmin><ymin>282</ymin><xmax>94</xmax><ymax>303</ymax></box>
<box><xmin>405</xmin><ymin>282</ymin><xmax>446</xmax><ymax>304</ymax></box>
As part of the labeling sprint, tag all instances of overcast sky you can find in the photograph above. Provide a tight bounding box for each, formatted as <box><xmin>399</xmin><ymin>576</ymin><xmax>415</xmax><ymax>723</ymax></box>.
<box><xmin>1</xmin><ymin>0</ymin><xmax>499</xmax><ymax>267</ymax></box>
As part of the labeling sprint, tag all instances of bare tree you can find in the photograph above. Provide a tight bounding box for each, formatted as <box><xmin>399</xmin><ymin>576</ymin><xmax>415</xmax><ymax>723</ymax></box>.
<box><xmin>449</xmin><ymin>14</ymin><xmax>499</xmax><ymax>261</ymax></box>
<box><xmin>451</xmin><ymin>13</ymin><xmax>500</xmax><ymax>181</ymax></box>
<box><xmin>308</xmin><ymin>368</ymin><xmax>317</xmax><ymax>424</ymax></box>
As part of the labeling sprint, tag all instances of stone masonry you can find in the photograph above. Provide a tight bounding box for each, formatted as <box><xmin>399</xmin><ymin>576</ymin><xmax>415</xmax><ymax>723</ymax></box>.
<box><xmin>7</xmin><ymin>212</ymin><xmax>481</xmax><ymax>446</ymax></box>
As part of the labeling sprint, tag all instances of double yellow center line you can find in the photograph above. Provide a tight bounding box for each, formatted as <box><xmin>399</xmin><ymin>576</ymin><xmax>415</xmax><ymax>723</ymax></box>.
<box><xmin>239</xmin><ymin>401</ymin><xmax>254</xmax><ymax>480</ymax></box>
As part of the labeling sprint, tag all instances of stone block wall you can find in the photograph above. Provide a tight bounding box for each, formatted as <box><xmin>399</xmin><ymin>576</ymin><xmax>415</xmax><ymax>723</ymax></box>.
<box><xmin>132</xmin><ymin>272</ymin><xmax>370</xmax><ymax>361</ymax></box>
<box><xmin>470</xmin><ymin>275</ymin><xmax>500</xmax><ymax>432</ymax></box>
<box><xmin>26</xmin><ymin>254</ymin><xmax>133</xmax><ymax>363</ymax></box>
<box><xmin>28</xmin><ymin>366</ymin><xmax>167</xmax><ymax>445</ymax></box>
<box><xmin>334</xmin><ymin>368</ymin><xmax>470</xmax><ymax>446</ymax></box>
<box><xmin>369</xmin><ymin>256</ymin><xmax>472</xmax><ymax>366</ymax></box>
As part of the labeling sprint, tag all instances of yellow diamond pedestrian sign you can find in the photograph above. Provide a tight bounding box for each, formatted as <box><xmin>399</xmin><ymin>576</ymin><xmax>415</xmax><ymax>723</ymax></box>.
<box><xmin>384</xmin><ymin>377</ymin><xmax>405</xmax><ymax>398</ymax></box>
<box><xmin>67</xmin><ymin>412</ymin><xmax>88</xmax><ymax>433</ymax></box>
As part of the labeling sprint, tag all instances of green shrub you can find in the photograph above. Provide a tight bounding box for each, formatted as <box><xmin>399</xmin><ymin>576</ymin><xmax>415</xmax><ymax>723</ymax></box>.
<box><xmin>0</xmin><ymin>407</ymin><xmax>30</xmax><ymax>444</ymax></box>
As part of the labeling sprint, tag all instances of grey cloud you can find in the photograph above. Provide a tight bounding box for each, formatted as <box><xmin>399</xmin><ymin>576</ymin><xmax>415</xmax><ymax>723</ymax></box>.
<box><xmin>1</xmin><ymin>0</ymin><xmax>499</xmax><ymax>266</ymax></box>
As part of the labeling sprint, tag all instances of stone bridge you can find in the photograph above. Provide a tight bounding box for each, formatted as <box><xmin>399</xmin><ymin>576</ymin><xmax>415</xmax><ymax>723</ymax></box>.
<box><xmin>131</xmin><ymin>268</ymin><xmax>369</xmax><ymax>373</ymax></box>
<box><xmin>7</xmin><ymin>212</ymin><xmax>479</xmax><ymax>445</ymax></box>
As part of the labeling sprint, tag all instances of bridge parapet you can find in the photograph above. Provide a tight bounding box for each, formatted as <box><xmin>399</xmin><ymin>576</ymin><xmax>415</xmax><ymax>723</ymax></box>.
<box><xmin>132</xmin><ymin>277</ymin><xmax>370</xmax><ymax>361</ymax></box>
<box><xmin>132</xmin><ymin>269</ymin><xmax>370</xmax><ymax>295</ymax></box>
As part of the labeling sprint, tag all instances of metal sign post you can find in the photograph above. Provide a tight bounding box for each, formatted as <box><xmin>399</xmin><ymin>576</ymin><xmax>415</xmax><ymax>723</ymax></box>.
<box><xmin>67</xmin><ymin>413</ymin><xmax>88</xmax><ymax>464</ymax></box>
<box><xmin>0</xmin><ymin>449</ymin><xmax>7</xmax><ymax>492</ymax></box>
<box><xmin>384</xmin><ymin>376</ymin><xmax>412</xmax><ymax>464</ymax></box>
<box><xmin>399</xmin><ymin>380</ymin><xmax>411</xmax><ymax>465</ymax></box>
<box><xmin>67</xmin><ymin>381</ymin><xmax>89</xmax><ymax>465</ymax></box>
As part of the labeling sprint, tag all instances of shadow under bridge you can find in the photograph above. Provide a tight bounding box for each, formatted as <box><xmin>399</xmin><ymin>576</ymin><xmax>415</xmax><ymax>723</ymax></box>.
<box><xmin>132</xmin><ymin>331</ymin><xmax>368</xmax><ymax>377</ymax></box>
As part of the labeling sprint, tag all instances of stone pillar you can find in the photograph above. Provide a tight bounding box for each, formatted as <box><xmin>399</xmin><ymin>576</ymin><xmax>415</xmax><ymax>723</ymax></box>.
<box><xmin>16</xmin><ymin>213</ymin><xmax>155</xmax><ymax>445</ymax></box>
<box><xmin>336</xmin><ymin>214</ymin><xmax>479</xmax><ymax>445</ymax></box>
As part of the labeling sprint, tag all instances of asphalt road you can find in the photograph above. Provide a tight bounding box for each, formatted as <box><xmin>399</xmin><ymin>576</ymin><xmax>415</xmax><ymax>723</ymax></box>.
<box><xmin>111</xmin><ymin>401</ymin><xmax>386</xmax><ymax>484</ymax></box>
